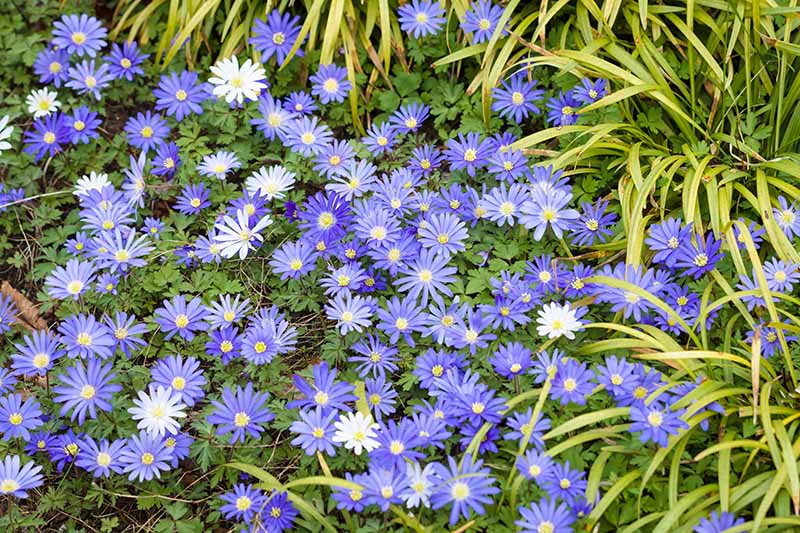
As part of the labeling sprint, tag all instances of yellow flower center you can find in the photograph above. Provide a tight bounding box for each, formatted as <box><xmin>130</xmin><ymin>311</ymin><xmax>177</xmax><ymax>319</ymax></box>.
<box><xmin>437</xmin><ymin>233</ymin><xmax>449</xmax><ymax>244</ymax></box>
<box><xmin>120</xmin><ymin>58</ymin><xmax>132</xmax><ymax>68</ymax></box>
<box><xmin>175</xmin><ymin>89</ymin><xmax>187</xmax><ymax>101</ymax></box>
<box><xmin>389</xmin><ymin>440</ymin><xmax>404</xmax><ymax>454</ymax></box>
<box><xmin>415</xmin><ymin>12</ymin><xmax>428</xmax><ymax>23</ymax></box>
<box><xmin>43</xmin><ymin>132</ymin><xmax>56</xmax><ymax>144</ymax></box>
<box><xmin>73</xmin><ymin>120</ymin><xmax>86</xmax><ymax>131</ymax></box>
<box><xmin>76</xmin><ymin>332</ymin><xmax>92</xmax><ymax>346</ymax></box>
<box><xmin>141</xmin><ymin>452</ymin><xmax>154</xmax><ymax>465</ymax></box>
<box><xmin>236</xmin><ymin>496</ymin><xmax>251</xmax><ymax>511</ymax></box>
<box><xmin>432</xmin><ymin>364</ymin><xmax>444</xmax><ymax>377</ymax></box>
<box><xmin>174</xmin><ymin>314</ymin><xmax>189</xmax><ymax>328</ymax></box>
<box><xmin>96</xmin><ymin>452</ymin><xmax>111</xmax><ymax>466</ymax></box>
<box><xmin>66</xmin><ymin>280</ymin><xmax>84</xmax><ymax>294</ymax></box>
<box><xmin>80</xmin><ymin>385</ymin><xmax>96</xmax><ymax>400</ymax></box>
<box><xmin>647</xmin><ymin>411</ymin><xmax>663</xmax><ymax>427</ymax></box>
<box><xmin>140</xmin><ymin>126</ymin><xmax>153</xmax><ymax>138</ymax></box>
<box><xmin>451</xmin><ymin>482</ymin><xmax>470</xmax><ymax>500</ymax></box>
<box><xmin>419</xmin><ymin>270</ymin><xmax>433</xmax><ymax>283</ymax></box>
<box><xmin>270</xmin><ymin>506</ymin><xmax>282</xmax><ymax>518</ymax></box>
<box><xmin>254</xmin><ymin>341</ymin><xmax>267</xmax><ymax>353</ymax></box>
<box><xmin>49</xmin><ymin>61</ymin><xmax>62</xmax><ymax>73</ymax></box>
<box><xmin>8</xmin><ymin>413</ymin><xmax>23</xmax><ymax>425</ymax></box>
<box><xmin>220</xmin><ymin>340</ymin><xmax>233</xmax><ymax>353</ymax></box>
<box><xmin>323</xmin><ymin>78</ymin><xmax>339</xmax><ymax>94</ymax></box>
<box><xmin>314</xmin><ymin>391</ymin><xmax>329</xmax><ymax>405</ymax></box>
<box><xmin>0</xmin><ymin>480</ymin><xmax>20</xmax><ymax>494</ymax></box>
<box><xmin>371</xmin><ymin>226</ymin><xmax>387</xmax><ymax>240</ymax></box>
<box><xmin>234</xmin><ymin>412</ymin><xmax>250</xmax><ymax>427</ymax></box>
<box><xmin>312</xmin><ymin>427</ymin><xmax>325</xmax><ymax>438</ymax></box>
<box><xmin>85</xmin><ymin>76</ymin><xmax>97</xmax><ymax>88</ymax></box>
<box><xmin>272</xmin><ymin>32</ymin><xmax>286</xmax><ymax>44</ymax></box>
<box><xmin>463</xmin><ymin>148</ymin><xmax>477</xmax><ymax>162</ymax></box>
<box><xmin>563</xmin><ymin>378</ymin><xmax>577</xmax><ymax>392</ymax></box>
<box><xmin>395</xmin><ymin>317</ymin><xmax>408</xmax><ymax>330</ymax></box>
<box><xmin>33</xmin><ymin>353</ymin><xmax>50</xmax><ymax>369</ymax></box>
<box><xmin>377</xmin><ymin>136</ymin><xmax>388</xmax><ymax>146</ymax></box>
<box><xmin>172</xmin><ymin>377</ymin><xmax>186</xmax><ymax>390</ymax></box>
<box><xmin>511</xmin><ymin>91</ymin><xmax>524</xmax><ymax>105</ymax></box>
<box><xmin>71</xmin><ymin>32</ymin><xmax>86</xmax><ymax>45</ymax></box>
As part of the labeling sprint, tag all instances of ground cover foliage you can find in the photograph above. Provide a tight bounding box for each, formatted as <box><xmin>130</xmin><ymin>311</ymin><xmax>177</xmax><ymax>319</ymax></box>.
<box><xmin>2</xmin><ymin>0</ymin><xmax>800</xmax><ymax>532</ymax></box>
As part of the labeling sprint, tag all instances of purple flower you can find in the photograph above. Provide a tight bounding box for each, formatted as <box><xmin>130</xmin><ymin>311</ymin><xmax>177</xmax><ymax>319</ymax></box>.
<box><xmin>51</xmin><ymin>14</ymin><xmax>107</xmax><ymax>57</ymax></box>
<box><xmin>310</xmin><ymin>64</ymin><xmax>351</xmax><ymax>104</ymax></box>
<box><xmin>630</xmin><ymin>401</ymin><xmax>689</xmax><ymax>447</ymax></box>
<box><xmin>104</xmin><ymin>41</ymin><xmax>148</xmax><ymax>81</ymax></box>
<box><xmin>23</xmin><ymin>112</ymin><xmax>70</xmax><ymax>161</ymax></box>
<box><xmin>546</xmin><ymin>90</ymin><xmax>580</xmax><ymax>126</ymax></box>
<box><xmin>251</xmin><ymin>10</ymin><xmax>304</xmax><ymax>65</ymax></box>
<box><xmin>398</xmin><ymin>0</ymin><xmax>447</xmax><ymax>37</ymax></box>
<box><xmin>153</xmin><ymin>70</ymin><xmax>205</xmax><ymax>121</ymax></box>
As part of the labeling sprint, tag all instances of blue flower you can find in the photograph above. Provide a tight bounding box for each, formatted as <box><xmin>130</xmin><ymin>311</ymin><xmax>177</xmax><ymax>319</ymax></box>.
<box><xmin>0</xmin><ymin>393</ymin><xmax>43</xmax><ymax>441</ymax></box>
<box><xmin>251</xmin><ymin>10</ymin><xmax>304</xmax><ymax>65</ymax></box>
<box><xmin>151</xmin><ymin>355</ymin><xmax>206</xmax><ymax>407</ymax></box>
<box><xmin>0</xmin><ymin>295</ymin><xmax>18</xmax><ymax>335</ymax></box>
<box><xmin>220</xmin><ymin>483</ymin><xmax>266</xmax><ymax>524</ymax></box>
<box><xmin>550</xmin><ymin>358</ymin><xmax>595</xmax><ymax>406</ymax></box>
<box><xmin>630</xmin><ymin>400</ymin><xmax>689</xmax><ymax>447</ymax></box>
<box><xmin>153</xmin><ymin>70</ymin><xmax>205</xmax><ymax>121</ymax></box>
<box><xmin>546</xmin><ymin>90</ymin><xmax>580</xmax><ymax>126</ymax></box>
<box><xmin>418</xmin><ymin>212</ymin><xmax>469</xmax><ymax>258</ymax></box>
<box><xmin>349</xmin><ymin>334</ymin><xmax>399</xmax><ymax>379</ymax></box>
<box><xmin>431</xmin><ymin>453</ymin><xmax>500</xmax><ymax>526</ymax></box>
<box><xmin>53</xmin><ymin>359</ymin><xmax>121</xmax><ymax>425</ymax></box>
<box><xmin>198</xmin><ymin>150</ymin><xmax>241</xmax><ymax>180</ymax></box>
<box><xmin>205</xmin><ymin>326</ymin><xmax>242</xmax><ymax>364</ymax></box>
<box><xmin>283</xmin><ymin>90</ymin><xmax>317</xmax><ymax>115</ymax></box>
<box><xmin>66</xmin><ymin>59</ymin><xmax>113</xmax><ymax>99</ymax></box>
<box><xmin>520</xmin><ymin>188</ymin><xmax>580</xmax><ymax>240</ymax></box>
<box><xmin>516</xmin><ymin>449</ymin><xmax>554</xmax><ymax>482</ymax></box>
<box><xmin>325</xmin><ymin>292</ymin><xmax>375</xmax><ymax>335</ymax></box>
<box><xmin>362</xmin><ymin>466</ymin><xmax>407</xmax><ymax>511</ymax></box>
<box><xmin>260</xmin><ymin>490</ymin><xmax>299</xmax><ymax>532</ymax></box>
<box><xmin>0</xmin><ymin>368</ymin><xmax>17</xmax><ymax>395</ymax></box>
<box><xmin>11</xmin><ymin>330</ymin><xmax>64</xmax><ymax>376</ymax></box>
<box><xmin>763</xmin><ymin>257</ymin><xmax>800</xmax><ymax>293</ymax></box>
<box><xmin>290</xmin><ymin>407</ymin><xmax>338</xmax><ymax>456</ymax></box>
<box><xmin>377</xmin><ymin>295</ymin><xmax>426</xmax><ymax>346</ymax></box>
<box><xmin>0</xmin><ymin>455</ymin><xmax>43</xmax><ymax>499</ymax></box>
<box><xmin>409</xmin><ymin>143</ymin><xmax>444</xmax><ymax>177</ymax></box>
<box><xmin>390</xmin><ymin>102</ymin><xmax>430</xmax><ymax>134</ymax></box>
<box><xmin>119</xmin><ymin>431</ymin><xmax>174</xmax><ymax>482</ymax></box>
<box><xmin>461</xmin><ymin>0</ymin><xmax>506</xmax><ymax>43</ymax></box>
<box><xmin>362</xmin><ymin>122</ymin><xmax>396</xmax><ymax>155</ymax></box>
<box><xmin>23</xmin><ymin>112</ymin><xmax>71</xmax><ymax>161</ymax></box>
<box><xmin>543</xmin><ymin>460</ymin><xmax>587</xmax><ymax>502</ymax></box>
<box><xmin>365</xmin><ymin>375</ymin><xmax>399</xmax><ymax>421</ymax></box>
<box><xmin>413</xmin><ymin>348</ymin><xmax>467</xmax><ymax>389</ymax></box>
<box><xmin>516</xmin><ymin>497</ymin><xmax>575</xmax><ymax>533</ymax></box>
<box><xmin>286</xmin><ymin>362</ymin><xmax>357</xmax><ymax>413</ymax></box>
<box><xmin>124</xmin><ymin>111</ymin><xmax>170</xmax><ymax>152</ymax></box>
<box><xmin>645</xmin><ymin>218</ymin><xmax>693</xmax><ymax>266</ymax></box>
<box><xmin>284</xmin><ymin>116</ymin><xmax>334</xmax><ymax>156</ymax></box>
<box><xmin>311</xmin><ymin>64</ymin><xmax>351</xmax><ymax>104</ymax></box>
<box><xmin>596</xmin><ymin>355</ymin><xmax>637</xmax><ymax>399</ymax></box>
<box><xmin>394</xmin><ymin>248</ymin><xmax>456</xmax><ymax>306</ymax></box>
<box><xmin>34</xmin><ymin>48</ymin><xmax>70</xmax><ymax>87</ymax></box>
<box><xmin>175</xmin><ymin>183</ymin><xmax>210</xmax><ymax>215</ymax></box>
<box><xmin>693</xmin><ymin>511</ymin><xmax>745</xmax><ymax>533</ymax></box>
<box><xmin>489</xmin><ymin>342</ymin><xmax>533</xmax><ymax>379</ymax></box>
<box><xmin>487</xmin><ymin>149</ymin><xmax>530</xmax><ymax>183</ymax></box>
<box><xmin>57</xmin><ymin>314</ymin><xmax>115</xmax><ymax>360</ymax></box>
<box><xmin>44</xmin><ymin>258</ymin><xmax>96</xmax><ymax>300</ymax></box>
<box><xmin>444</xmin><ymin>132</ymin><xmax>492</xmax><ymax>176</ymax></box>
<box><xmin>152</xmin><ymin>141</ymin><xmax>181</xmax><ymax>177</ymax></box>
<box><xmin>66</xmin><ymin>106</ymin><xmax>101</xmax><ymax>144</ymax></box>
<box><xmin>574</xmin><ymin>78</ymin><xmax>608</xmax><ymax>105</ymax></box>
<box><xmin>104</xmin><ymin>41</ymin><xmax>148</xmax><ymax>81</ymax></box>
<box><xmin>398</xmin><ymin>0</ymin><xmax>447</xmax><ymax>37</ymax></box>
<box><xmin>93</xmin><ymin>229</ymin><xmax>153</xmax><ymax>273</ymax></box>
<box><xmin>153</xmin><ymin>295</ymin><xmax>209</xmax><ymax>341</ymax></box>
<box><xmin>571</xmin><ymin>198</ymin><xmax>617</xmax><ymax>246</ymax></box>
<box><xmin>207</xmin><ymin>383</ymin><xmax>274</xmax><ymax>444</ymax></box>
<box><xmin>51</xmin><ymin>14</ymin><xmax>107</xmax><ymax>57</ymax></box>
<box><xmin>76</xmin><ymin>436</ymin><xmax>126</xmax><ymax>478</ymax></box>
<box><xmin>47</xmin><ymin>429</ymin><xmax>84</xmax><ymax>472</ymax></box>
<box><xmin>491</xmin><ymin>72</ymin><xmax>544</xmax><ymax>122</ymax></box>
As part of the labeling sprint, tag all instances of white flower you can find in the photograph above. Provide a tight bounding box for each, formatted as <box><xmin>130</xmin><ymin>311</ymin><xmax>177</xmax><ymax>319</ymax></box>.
<box><xmin>402</xmin><ymin>462</ymin><xmax>434</xmax><ymax>508</ymax></box>
<box><xmin>74</xmin><ymin>171</ymin><xmax>111</xmax><ymax>196</ymax></box>
<box><xmin>128</xmin><ymin>385</ymin><xmax>187</xmax><ymax>437</ymax></box>
<box><xmin>208</xmin><ymin>56</ymin><xmax>268</xmax><ymax>104</ymax></box>
<box><xmin>214</xmin><ymin>207</ymin><xmax>273</xmax><ymax>260</ymax></box>
<box><xmin>331</xmin><ymin>411</ymin><xmax>380</xmax><ymax>455</ymax></box>
<box><xmin>26</xmin><ymin>88</ymin><xmax>61</xmax><ymax>118</ymax></box>
<box><xmin>245</xmin><ymin>165</ymin><xmax>296</xmax><ymax>200</ymax></box>
<box><xmin>197</xmin><ymin>150</ymin><xmax>241</xmax><ymax>180</ymax></box>
<box><xmin>535</xmin><ymin>302</ymin><xmax>583</xmax><ymax>340</ymax></box>
<box><xmin>0</xmin><ymin>115</ymin><xmax>13</xmax><ymax>153</ymax></box>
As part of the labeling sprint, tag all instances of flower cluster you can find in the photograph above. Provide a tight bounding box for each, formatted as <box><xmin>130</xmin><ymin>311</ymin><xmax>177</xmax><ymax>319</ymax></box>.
<box><xmin>0</xmin><ymin>5</ymin><xmax>771</xmax><ymax>532</ymax></box>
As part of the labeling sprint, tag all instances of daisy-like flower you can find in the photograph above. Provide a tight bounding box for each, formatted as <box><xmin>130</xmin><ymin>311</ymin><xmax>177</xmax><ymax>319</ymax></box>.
<box><xmin>398</xmin><ymin>0</ymin><xmax>447</xmax><ymax>38</ymax></box>
<box><xmin>124</xmin><ymin>111</ymin><xmax>170</xmax><ymax>152</ymax></box>
<box><xmin>251</xmin><ymin>92</ymin><xmax>297</xmax><ymax>141</ymax></box>
<box><xmin>23</xmin><ymin>112</ymin><xmax>70</xmax><ymax>161</ymax></box>
<box><xmin>220</xmin><ymin>483</ymin><xmax>266</xmax><ymax>524</ymax></box>
<box><xmin>284</xmin><ymin>116</ymin><xmax>334</xmax><ymax>156</ymax></box>
<box><xmin>289</xmin><ymin>407</ymin><xmax>339</xmax><ymax>456</ymax></box>
<box><xmin>520</xmin><ymin>188</ymin><xmax>580</xmax><ymax>240</ymax></box>
<box><xmin>197</xmin><ymin>150</ymin><xmax>240</xmax><ymax>180</ymax></box>
<box><xmin>0</xmin><ymin>115</ymin><xmax>13</xmax><ymax>154</ymax></box>
<box><xmin>174</xmin><ymin>183</ymin><xmax>210</xmax><ymax>215</ymax></box>
<box><xmin>207</xmin><ymin>383</ymin><xmax>274</xmax><ymax>444</ymax></box>
<box><xmin>76</xmin><ymin>436</ymin><xmax>126</xmax><ymax>478</ymax></box>
<box><xmin>151</xmin><ymin>355</ymin><xmax>206</xmax><ymax>407</ymax></box>
<box><xmin>214</xmin><ymin>207</ymin><xmax>274</xmax><ymax>260</ymax></box>
<box><xmin>33</xmin><ymin>48</ymin><xmax>70</xmax><ymax>87</ymax></box>
<box><xmin>516</xmin><ymin>498</ymin><xmax>575</xmax><ymax>533</ymax></box>
<box><xmin>11</xmin><ymin>330</ymin><xmax>64</xmax><ymax>376</ymax></box>
<box><xmin>0</xmin><ymin>455</ymin><xmax>43</xmax><ymax>499</ymax></box>
<box><xmin>763</xmin><ymin>257</ymin><xmax>800</xmax><ymax>293</ymax></box>
<box><xmin>65</xmin><ymin>59</ymin><xmax>113</xmax><ymax>100</ymax></box>
<box><xmin>431</xmin><ymin>453</ymin><xmax>500</xmax><ymax>526</ymax></box>
<box><xmin>208</xmin><ymin>55</ymin><xmax>268</xmax><ymax>104</ymax></box>
<box><xmin>325</xmin><ymin>292</ymin><xmax>375</xmax><ymax>335</ymax></box>
<box><xmin>546</xmin><ymin>90</ymin><xmax>580</xmax><ymax>126</ymax></box>
<box><xmin>311</xmin><ymin>64</ymin><xmax>352</xmax><ymax>104</ymax></box>
<box><xmin>284</xmin><ymin>90</ymin><xmax>317</xmax><ymax>115</ymax></box>
<box><xmin>0</xmin><ymin>393</ymin><xmax>43</xmax><ymax>441</ymax></box>
<box><xmin>104</xmin><ymin>41</ymin><xmax>148</xmax><ymax>81</ymax></box>
<box><xmin>674</xmin><ymin>232</ymin><xmax>723</xmax><ymax>279</ymax></box>
<box><xmin>331</xmin><ymin>411</ymin><xmax>380</xmax><ymax>455</ymax></box>
<box><xmin>362</xmin><ymin>466</ymin><xmax>407</xmax><ymax>511</ymax></box>
<box><xmin>362</xmin><ymin>122</ymin><xmax>396</xmax><ymax>155</ymax></box>
<box><xmin>153</xmin><ymin>295</ymin><xmax>209</xmax><ymax>341</ymax></box>
<box><xmin>67</xmin><ymin>106</ymin><xmax>102</xmax><ymax>144</ymax></box>
<box><xmin>492</xmin><ymin>72</ymin><xmax>544</xmax><ymax>122</ymax></box>
<box><xmin>774</xmin><ymin>195</ymin><xmax>800</xmax><ymax>239</ymax></box>
<box><xmin>152</xmin><ymin>141</ymin><xmax>181</xmax><ymax>177</ymax></box>
<box><xmin>536</xmin><ymin>302</ymin><xmax>583</xmax><ymax>340</ymax></box>
<box><xmin>0</xmin><ymin>295</ymin><xmax>18</xmax><ymax>334</ymax></box>
<box><xmin>153</xmin><ymin>70</ymin><xmax>205</xmax><ymax>121</ymax></box>
<box><xmin>53</xmin><ymin>359</ymin><xmax>121</xmax><ymax>426</ymax></box>
<box><xmin>44</xmin><ymin>258</ymin><xmax>96</xmax><ymax>300</ymax></box>
<box><xmin>128</xmin><ymin>385</ymin><xmax>187</xmax><ymax>437</ymax></box>
<box><xmin>245</xmin><ymin>165</ymin><xmax>296</xmax><ymax>199</ymax></box>
<box><xmin>270</xmin><ymin>239</ymin><xmax>318</xmax><ymax>280</ymax></box>
<box><xmin>260</xmin><ymin>490</ymin><xmax>299</xmax><ymax>532</ymax></box>
<box><xmin>574</xmin><ymin>78</ymin><xmax>608</xmax><ymax>105</ymax></box>
<box><xmin>104</xmin><ymin>311</ymin><xmax>147</xmax><ymax>358</ymax></box>
<box><xmin>401</xmin><ymin>462</ymin><xmax>436</xmax><ymax>508</ymax></box>
<box><xmin>74</xmin><ymin>171</ymin><xmax>111</xmax><ymax>197</ymax></box>
<box><xmin>516</xmin><ymin>448</ymin><xmax>554</xmax><ymax>482</ymax></box>
<box><xmin>630</xmin><ymin>401</ymin><xmax>689</xmax><ymax>447</ymax></box>
<box><xmin>693</xmin><ymin>511</ymin><xmax>745</xmax><ymax>533</ymax></box>
<box><xmin>26</xmin><ymin>88</ymin><xmax>61</xmax><ymax>118</ymax></box>
<box><xmin>444</xmin><ymin>132</ymin><xmax>492</xmax><ymax>176</ymax></box>
<box><xmin>461</xmin><ymin>0</ymin><xmax>506</xmax><ymax>43</ymax></box>
<box><xmin>287</xmin><ymin>362</ymin><xmax>358</xmax><ymax>412</ymax></box>
<box><xmin>418</xmin><ymin>212</ymin><xmax>469</xmax><ymax>258</ymax></box>
<box><xmin>483</xmin><ymin>183</ymin><xmax>528</xmax><ymax>226</ymax></box>
<box><xmin>58</xmin><ymin>313</ymin><xmax>115</xmax><ymax>360</ymax></box>
<box><xmin>251</xmin><ymin>9</ymin><xmax>304</xmax><ymax>65</ymax></box>
<box><xmin>394</xmin><ymin>248</ymin><xmax>456</xmax><ymax>306</ymax></box>
<box><xmin>206</xmin><ymin>294</ymin><xmax>251</xmax><ymax>329</ymax></box>
<box><xmin>93</xmin><ymin>229</ymin><xmax>154</xmax><ymax>273</ymax></box>
<box><xmin>51</xmin><ymin>13</ymin><xmax>107</xmax><ymax>57</ymax></box>
<box><xmin>119</xmin><ymin>431</ymin><xmax>174</xmax><ymax>482</ymax></box>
